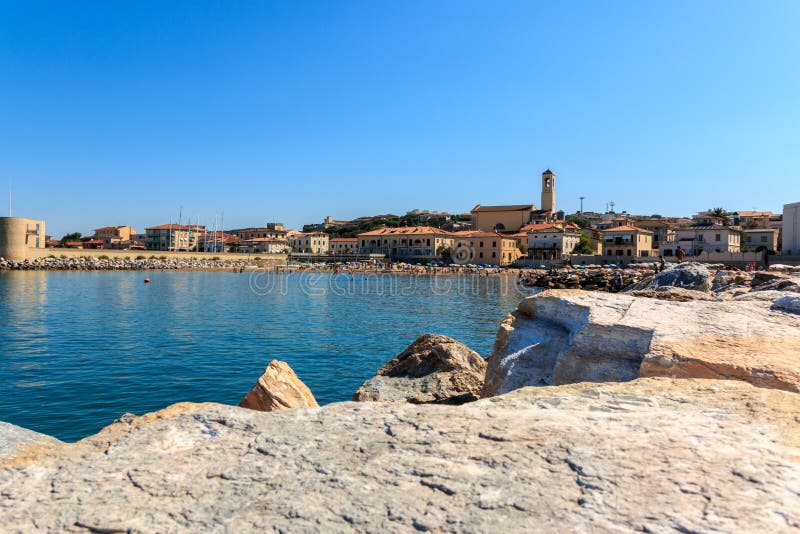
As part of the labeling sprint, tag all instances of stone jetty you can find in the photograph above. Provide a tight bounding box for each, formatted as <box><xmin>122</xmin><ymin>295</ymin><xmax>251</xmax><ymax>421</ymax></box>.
<box><xmin>0</xmin><ymin>256</ymin><xmax>249</xmax><ymax>271</ymax></box>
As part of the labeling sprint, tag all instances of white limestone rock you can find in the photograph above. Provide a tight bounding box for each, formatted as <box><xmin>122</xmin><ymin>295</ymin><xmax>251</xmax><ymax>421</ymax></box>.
<box><xmin>0</xmin><ymin>378</ymin><xmax>799</xmax><ymax>532</ymax></box>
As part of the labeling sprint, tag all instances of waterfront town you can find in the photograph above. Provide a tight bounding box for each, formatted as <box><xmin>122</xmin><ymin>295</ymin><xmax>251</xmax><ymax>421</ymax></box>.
<box><xmin>1</xmin><ymin>169</ymin><xmax>799</xmax><ymax>268</ymax></box>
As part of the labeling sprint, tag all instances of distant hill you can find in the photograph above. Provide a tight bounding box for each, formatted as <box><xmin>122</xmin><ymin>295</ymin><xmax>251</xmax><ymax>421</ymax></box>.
<box><xmin>304</xmin><ymin>212</ymin><xmax>472</xmax><ymax>238</ymax></box>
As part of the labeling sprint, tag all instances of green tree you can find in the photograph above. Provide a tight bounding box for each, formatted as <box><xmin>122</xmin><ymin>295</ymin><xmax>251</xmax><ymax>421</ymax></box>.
<box><xmin>572</xmin><ymin>233</ymin><xmax>594</xmax><ymax>254</ymax></box>
<box><xmin>565</xmin><ymin>214</ymin><xmax>589</xmax><ymax>228</ymax></box>
<box><xmin>59</xmin><ymin>232</ymin><xmax>82</xmax><ymax>244</ymax></box>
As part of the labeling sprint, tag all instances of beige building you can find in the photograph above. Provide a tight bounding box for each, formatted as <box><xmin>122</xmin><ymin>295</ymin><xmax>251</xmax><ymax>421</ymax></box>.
<box><xmin>471</xmin><ymin>204</ymin><xmax>536</xmax><ymax>233</ymax></box>
<box><xmin>229</xmin><ymin>224</ymin><xmax>287</xmax><ymax>241</ymax></box>
<box><xmin>742</xmin><ymin>228</ymin><xmax>780</xmax><ymax>253</ymax></box>
<box><xmin>670</xmin><ymin>225</ymin><xmax>741</xmax><ymax>256</ymax></box>
<box><xmin>145</xmin><ymin>224</ymin><xmax>205</xmax><ymax>251</ymax></box>
<box><xmin>526</xmin><ymin>223</ymin><xmax>581</xmax><ymax>260</ymax></box>
<box><xmin>358</xmin><ymin>226</ymin><xmax>453</xmax><ymax>260</ymax></box>
<box><xmin>601</xmin><ymin>225</ymin><xmax>653</xmax><ymax>258</ymax></box>
<box><xmin>0</xmin><ymin>217</ymin><xmax>46</xmax><ymax>260</ymax></box>
<box><xmin>239</xmin><ymin>238</ymin><xmax>289</xmax><ymax>254</ymax></box>
<box><xmin>630</xmin><ymin>219</ymin><xmax>675</xmax><ymax>254</ymax></box>
<box><xmin>451</xmin><ymin>231</ymin><xmax>520</xmax><ymax>266</ymax></box>
<box><xmin>289</xmin><ymin>232</ymin><xmax>330</xmax><ymax>254</ymax></box>
<box><xmin>329</xmin><ymin>238</ymin><xmax>359</xmax><ymax>256</ymax></box>
<box><xmin>94</xmin><ymin>226</ymin><xmax>137</xmax><ymax>248</ymax></box>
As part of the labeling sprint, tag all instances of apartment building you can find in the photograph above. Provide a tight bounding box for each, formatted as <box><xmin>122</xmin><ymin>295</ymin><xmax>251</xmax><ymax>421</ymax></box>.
<box><xmin>329</xmin><ymin>238</ymin><xmax>359</xmax><ymax>256</ymax></box>
<box><xmin>93</xmin><ymin>226</ymin><xmax>137</xmax><ymax>248</ymax></box>
<box><xmin>525</xmin><ymin>223</ymin><xmax>582</xmax><ymax>260</ymax></box>
<box><xmin>601</xmin><ymin>225</ymin><xmax>654</xmax><ymax>258</ymax></box>
<box><xmin>451</xmin><ymin>231</ymin><xmax>520</xmax><ymax>266</ymax></box>
<box><xmin>358</xmin><ymin>226</ymin><xmax>453</xmax><ymax>261</ymax></box>
<box><xmin>239</xmin><ymin>238</ymin><xmax>289</xmax><ymax>254</ymax></box>
<box><xmin>742</xmin><ymin>228</ymin><xmax>780</xmax><ymax>253</ymax></box>
<box><xmin>669</xmin><ymin>225</ymin><xmax>741</xmax><ymax>256</ymax></box>
<box><xmin>289</xmin><ymin>232</ymin><xmax>330</xmax><ymax>254</ymax></box>
<box><xmin>145</xmin><ymin>224</ymin><xmax>205</xmax><ymax>251</ymax></box>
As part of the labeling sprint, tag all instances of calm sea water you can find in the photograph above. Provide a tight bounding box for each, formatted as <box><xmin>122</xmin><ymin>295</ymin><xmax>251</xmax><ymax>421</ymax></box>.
<box><xmin>0</xmin><ymin>270</ymin><xmax>532</xmax><ymax>442</ymax></box>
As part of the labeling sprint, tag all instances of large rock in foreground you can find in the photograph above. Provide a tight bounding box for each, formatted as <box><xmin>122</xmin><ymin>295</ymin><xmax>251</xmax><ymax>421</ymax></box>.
<box><xmin>238</xmin><ymin>360</ymin><xmax>318</xmax><ymax>412</ymax></box>
<box><xmin>484</xmin><ymin>289</ymin><xmax>800</xmax><ymax>397</ymax></box>
<box><xmin>1</xmin><ymin>378</ymin><xmax>799</xmax><ymax>531</ymax></box>
<box><xmin>353</xmin><ymin>334</ymin><xmax>487</xmax><ymax>404</ymax></box>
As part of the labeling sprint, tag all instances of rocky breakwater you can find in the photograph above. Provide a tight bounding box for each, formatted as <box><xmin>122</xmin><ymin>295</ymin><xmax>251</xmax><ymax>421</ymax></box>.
<box><xmin>352</xmin><ymin>334</ymin><xmax>487</xmax><ymax>404</ymax></box>
<box><xmin>0</xmin><ymin>256</ymin><xmax>249</xmax><ymax>271</ymax></box>
<box><xmin>1</xmin><ymin>378</ymin><xmax>799</xmax><ymax>531</ymax></box>
<box><xmin>520</xmin><ymin>265</ymin><xmax>656</xmax><ymax>292</ymax></box>
<box><xmin>483</xmin><ymin>286</ymin><xmax>800</xmax><ymax>397</ymax></box>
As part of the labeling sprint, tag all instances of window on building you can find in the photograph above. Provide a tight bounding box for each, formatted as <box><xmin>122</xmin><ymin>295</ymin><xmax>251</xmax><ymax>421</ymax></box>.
<box><xmin>492</xmin><ymin>241</ymin><xmax>497</xmax><ymax>247</ymax></box>
<box><xmin>715</xmin><ymin>234</ymin><xmax>721</xmax><ymax>242</ymax></box>
<box><xmin>492</xmin><ymin>252</ymin><xmax>496</xmax><ymax>258</ymax></box>
<box><xmin>479</xmin><ymin>241</ymin><xmax>484</xmax><ymax>248</ymax></box>
<box><xmin>479</xmin><ymin>252</ymin><xmax>483</xmax><ymax>259</ymax></box>
<box><xmin>761</xmin><ymin>236</ymin><xmax>768</xmax><ymax>243</ymax></box>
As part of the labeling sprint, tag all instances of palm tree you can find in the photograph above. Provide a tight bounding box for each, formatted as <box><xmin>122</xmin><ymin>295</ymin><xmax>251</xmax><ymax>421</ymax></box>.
<box><xmin>708</xmin><ymin>207</ymin><xmax>727</xmax><ymax>218</ymax></box>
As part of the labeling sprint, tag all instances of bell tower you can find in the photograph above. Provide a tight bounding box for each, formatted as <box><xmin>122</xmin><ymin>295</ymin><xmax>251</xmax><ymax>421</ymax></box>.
<box><xmin>541</xmin><ymin>168</ymin><xmax>556</xmax><ymax>214</ymax></box>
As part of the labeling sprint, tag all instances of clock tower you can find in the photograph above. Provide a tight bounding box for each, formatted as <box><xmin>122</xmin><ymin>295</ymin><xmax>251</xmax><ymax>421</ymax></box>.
<box><xmin>541</xmin><ymin>168</ymin><xmax>556</xmax><ymax>214</ymax></box>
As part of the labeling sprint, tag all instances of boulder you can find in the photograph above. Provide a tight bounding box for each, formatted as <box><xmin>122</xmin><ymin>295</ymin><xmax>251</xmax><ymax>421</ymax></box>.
<box><xmin>773</xmin><ymin>295</ymin><xmax>800</xmax><ymax>315</ymax></box>
<box><xmin>238</xmin><ymin>360</ymin><xmax>318</xmax><ymax>412</ymax></box>
<box><xmin>751</xmin><ymin>272</ymin><xmax>800</xmax><ymax>293</ymax></box>
<box><xmin>650</xmin><ymin>262</ymin><xmax>712</xmax><ymax>292</ymax></box>
<box><xmin>353</xmin><ymin>334</ymin><xmax>486</xmax><ymax>404</ymax></box>
<box><xmin>483</xmin><ymin>289</ymin><xmax>800</xmax><ymax>397</ymax></box>
<box><xmin>0</xmin><ymin>422</ymin><xmax>62</xmax><ymax>463</ymax></box>
<box><xmin>1</xmin><ymin>378</ymin><xmax>798</xmax><ymax>532</ymax></box>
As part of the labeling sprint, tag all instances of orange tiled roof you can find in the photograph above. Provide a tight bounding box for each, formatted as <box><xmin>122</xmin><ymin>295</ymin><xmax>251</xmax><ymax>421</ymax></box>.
<box><xmin>471</xmin><ymin>204</ymin><xmax>535</xmax><ymax>213</ymax></box>
<box><xmin>358</xmin><ymin>226</ymin><xmax>454</xmax><ymax>237</ymax></box>
<box><xmin>600</xmin><ymin>225</ymin><xmax>653</xmax><ymax>234</ymax></box>
<box><xmin>146</xmin><ymin>224</ymin><xmax>205</xmax><ymax>231</ymax></box>
<box><xmin>736</xmin><ymin>211</ymin><xmax>773</xmax><ymax>217</ymax></box>
<box><xmin>520</xmin><ymin>222</ymin><xmax>579</xmax><ymax>233</ymax></box>
<box><xmin>452</xmin><ymin>230</ymin><xmax>513</xmax><ymax>238</ymax></box>
<box><xmin>330</xmin><ymin>238</ymin><xmax>358</xmax><ymax>242</ymax></box>
<box><xmin>94</xmin><ymin>226</ymin><xmax>129</xmax><ymax>232</ymax></box>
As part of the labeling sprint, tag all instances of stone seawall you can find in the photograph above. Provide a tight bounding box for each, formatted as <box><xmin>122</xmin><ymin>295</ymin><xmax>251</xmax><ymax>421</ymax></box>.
<box><xmin>0</xmin><ymin>257</ymin><xmax>260</xmax><ymax>271</ymax></box>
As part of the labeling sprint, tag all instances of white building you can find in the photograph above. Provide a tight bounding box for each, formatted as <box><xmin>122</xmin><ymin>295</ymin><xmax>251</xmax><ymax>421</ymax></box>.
<box><xmin>783</xmin><ymin>202</ymin><xmax>800</xmax><ymax>255</ymax></box>
<box><xmin>671</xmin><ymin>225</ymin><xmax>741</xmax><ymax>256</ymax></box>
<box><xmin>742</xmin><ymin>228</ymin><xmax>780</xmax><ymax>253</ymax></box>
<box><xmin>239</xmin><ymin>238</ymin><xmax>289</xmax><ymax>254</ymax></box>
<box><xmin>526</xmin><ymin>223</ymin><xmax>581</xmax><ymax>260</ymax></box>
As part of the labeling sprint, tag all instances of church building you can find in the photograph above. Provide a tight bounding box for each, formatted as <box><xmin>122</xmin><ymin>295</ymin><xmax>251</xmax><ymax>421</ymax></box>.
<box><xmin>471</xmin><ymin>169</ymin><xmax>558</xmax><ymax>233</ymax></box>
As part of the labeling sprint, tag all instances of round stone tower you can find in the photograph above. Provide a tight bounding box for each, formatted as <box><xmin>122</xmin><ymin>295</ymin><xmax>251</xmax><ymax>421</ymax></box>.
<box><xmin>0</xmin><ymin>217</ymin><xmax>34</xmax><ymax>260</ymax></box>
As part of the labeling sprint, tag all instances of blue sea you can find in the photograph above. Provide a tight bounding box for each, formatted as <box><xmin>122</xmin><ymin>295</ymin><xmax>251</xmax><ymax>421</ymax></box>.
<box><xmin>0</xmin><ymin>270</ymin><xmax>532</xmax><ymax>442</ymax></box>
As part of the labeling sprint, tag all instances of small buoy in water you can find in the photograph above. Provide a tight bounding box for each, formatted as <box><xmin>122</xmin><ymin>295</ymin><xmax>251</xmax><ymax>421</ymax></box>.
<box><xmin>144</xmin><ymin>278</ymin><xmax>150</xmax><ymax>284</ymax></box>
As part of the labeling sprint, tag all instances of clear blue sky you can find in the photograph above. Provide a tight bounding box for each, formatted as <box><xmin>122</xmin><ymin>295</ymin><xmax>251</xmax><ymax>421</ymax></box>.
<box><xmin>2</xmin><ymin>1</ymin><xmax>799</xmax><ymax>237</ymax></box>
